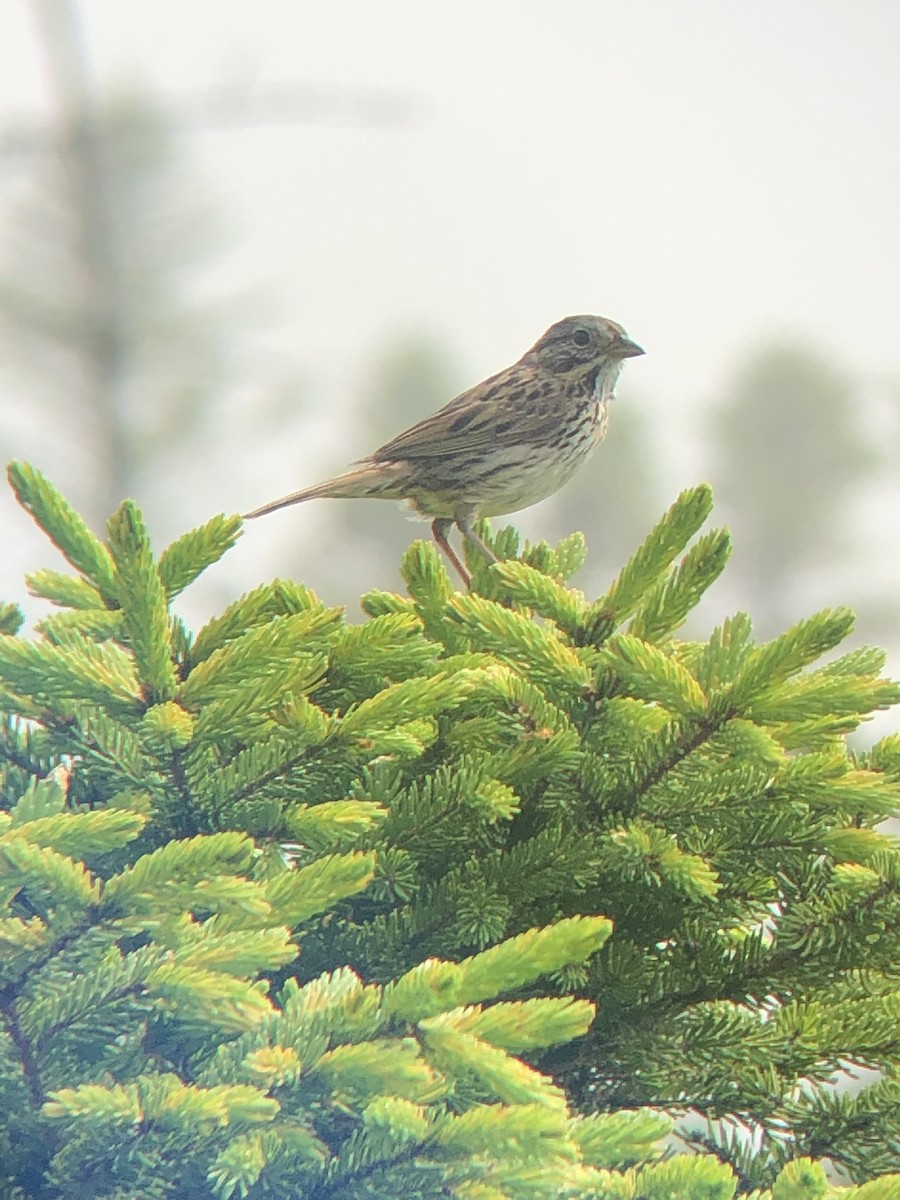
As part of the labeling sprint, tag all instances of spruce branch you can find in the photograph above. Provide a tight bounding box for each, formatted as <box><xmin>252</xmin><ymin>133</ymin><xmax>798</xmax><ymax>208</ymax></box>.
<box><xmin>7</xmin><ymin>462</ymin><xmax>119</xmax><ymax>602</ymax></box>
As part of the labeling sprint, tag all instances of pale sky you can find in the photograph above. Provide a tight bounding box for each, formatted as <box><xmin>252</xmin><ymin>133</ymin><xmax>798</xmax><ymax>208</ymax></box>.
<box><xmin>2</xmin><ymin>1</ymin><xmax>899</xmax><ymax>724</ymax></box>
<box><xmin>4</xmin><ymin>2</ymin><xmax>898</xmax><ymax>409</ymax></box>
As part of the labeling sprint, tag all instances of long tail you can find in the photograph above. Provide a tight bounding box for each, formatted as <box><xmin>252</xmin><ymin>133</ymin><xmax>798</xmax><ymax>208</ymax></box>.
<box><xmin>243</xmin><ymin>461</ymin><xmax>409</xmax><ymax>519</ymax></box>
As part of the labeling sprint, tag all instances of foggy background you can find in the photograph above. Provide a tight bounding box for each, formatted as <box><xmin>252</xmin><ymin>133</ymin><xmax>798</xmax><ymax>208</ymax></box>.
<box><xmin>1</xmin><ymin>0</ymin><xmax>898</xmax><ymax>738</ymax></box>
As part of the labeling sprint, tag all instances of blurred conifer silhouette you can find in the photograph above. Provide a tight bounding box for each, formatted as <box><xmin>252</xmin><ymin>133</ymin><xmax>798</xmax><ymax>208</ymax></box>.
<box><xmin>708</xmin><ymin>342</ymin><xmax>880</xmax><ymax>636</ymax></box>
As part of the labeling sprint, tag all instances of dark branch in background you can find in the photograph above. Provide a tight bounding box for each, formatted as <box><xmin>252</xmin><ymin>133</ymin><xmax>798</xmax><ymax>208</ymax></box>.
<box><xmin>0</xmin><ymin>81</ymin><xmax>420</xmax><ymax>159</ymax></box>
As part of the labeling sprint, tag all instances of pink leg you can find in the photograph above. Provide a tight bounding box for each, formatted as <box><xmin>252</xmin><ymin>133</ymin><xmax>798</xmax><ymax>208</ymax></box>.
<box><xmin>431</xmin><ymin>518</ymin><xmax>470</xmax><ymax>586</ymax></box>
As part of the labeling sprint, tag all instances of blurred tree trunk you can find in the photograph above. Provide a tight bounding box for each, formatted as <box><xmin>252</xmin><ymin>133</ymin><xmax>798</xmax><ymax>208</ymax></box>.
<box><xmin>36</xmin><ymin>0</ymin><xmax>133</xmax><ymax>513</ymax></box>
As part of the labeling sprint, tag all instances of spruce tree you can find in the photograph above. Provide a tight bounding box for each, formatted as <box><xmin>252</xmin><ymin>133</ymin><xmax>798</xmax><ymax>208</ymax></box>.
<box><xmin>1</xmin><ymin>462</ymin><xmax>898</xmax><ymax>1199</ymax></box>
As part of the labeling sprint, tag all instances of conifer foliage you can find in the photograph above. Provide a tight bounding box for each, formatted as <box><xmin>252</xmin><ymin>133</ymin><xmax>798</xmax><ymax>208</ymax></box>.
<box><xmin>1</xmin><ymin>461</ymin><xmax>899</xmax><ymax>1199</ymax></box>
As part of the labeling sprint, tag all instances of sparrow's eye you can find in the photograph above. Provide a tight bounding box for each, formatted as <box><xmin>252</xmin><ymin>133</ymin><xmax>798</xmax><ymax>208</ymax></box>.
<box><xmin>572</xmin><ymin>328</ymin><xmax>591</xmax><ymax>348</ymax></box>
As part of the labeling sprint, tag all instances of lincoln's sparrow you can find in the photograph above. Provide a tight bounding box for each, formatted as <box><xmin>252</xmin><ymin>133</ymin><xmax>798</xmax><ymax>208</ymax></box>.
<box><xmin>246</xmin><ymin>314</ymin><xmax>643</xmax><ymax>583</ymax></box>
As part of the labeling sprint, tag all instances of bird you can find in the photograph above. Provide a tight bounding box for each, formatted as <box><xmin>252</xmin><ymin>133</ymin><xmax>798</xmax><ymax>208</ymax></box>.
<box><xmin>245</xmin><ymin>314</ymin><xmax>643</xmax><ymax>584</ymax></box>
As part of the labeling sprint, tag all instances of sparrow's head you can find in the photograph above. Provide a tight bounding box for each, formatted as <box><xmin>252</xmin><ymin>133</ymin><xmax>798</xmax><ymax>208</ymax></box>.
<box><xmin>528</xmin><ymin>315</ymin><xmax>644</xmax><ymax>376</ymax></box>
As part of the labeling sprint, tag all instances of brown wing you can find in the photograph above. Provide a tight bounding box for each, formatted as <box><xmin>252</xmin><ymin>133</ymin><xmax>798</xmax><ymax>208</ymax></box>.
<box><xmin>368</xmin><ymin>363</ymin><xmax>551</xmax><ymax>463</ymax></box>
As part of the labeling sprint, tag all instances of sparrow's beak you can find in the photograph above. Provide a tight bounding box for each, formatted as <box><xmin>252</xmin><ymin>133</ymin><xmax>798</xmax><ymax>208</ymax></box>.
<box><xmin>613</xmin><ymin>335</ymin><xmax>645</xmax><ymax>359</ymax></box>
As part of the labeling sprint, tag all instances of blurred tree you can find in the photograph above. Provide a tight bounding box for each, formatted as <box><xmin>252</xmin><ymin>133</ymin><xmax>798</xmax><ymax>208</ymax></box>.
<box><xmin>0</xmin><ymin>57</ymin><xmax>248</xmax><ymax>527</ymax></box>
<box><xmin>708</xmin><ymin>342</ymin><xmax>878</xmax><ymax>636</ymax></box>
<box><xmin>0</xmin><ymin>0</ymin><xmax>415</xmax><ymax>564</ymax></box>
